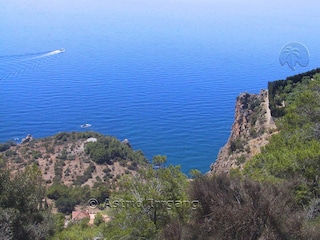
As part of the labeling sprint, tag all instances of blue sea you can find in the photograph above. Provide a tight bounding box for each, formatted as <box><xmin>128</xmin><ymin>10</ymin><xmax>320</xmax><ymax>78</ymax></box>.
<box><xmin>1</xmin><ymin>0</ymin><xmax>320</xmax><ymax>174</ymax></box>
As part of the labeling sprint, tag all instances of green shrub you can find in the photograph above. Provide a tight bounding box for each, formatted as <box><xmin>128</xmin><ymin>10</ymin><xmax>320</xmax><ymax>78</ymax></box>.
<box><xmin>13</xmin><ymin>156</ymin><xmax>23</xmax><ymax>163</ymax></box>
<box><xmin>236</xmin><ymin>155</ymin><xmax>246</xmax><ymax>165</ymax></box>
<box><xmin>249</xmin><ymin>127</ymin><xmax>257</xmax><ymax>138</ymax></box>
<box><xmin>94</xmin><ymin>213</ymin><xmax>104</xmax><ymax>226</ymax></box>
<box><xmin>5</xmin><ymin>149</ymin><xmax>16</xmax><ymax>157</ymax></box>
<box><xmin>57</xmin><ymin>149</ymin><xmax>68</xmax><ymax>160</ymax></box>
<box><xmin>0</xmin><ymin>141</ymin><xmax>16</xmax><ymax>152</ymax></box>
<box><xmin>55</xmin><ymin>196</ymin><xmax>76</xmax><ymax>214</ymax></box>
<box><xmin>230</xmin><ymin>138</ymin><xmax>245</xmax><ymax>153</ymax></box>
<box><xmin>31</xmin><ymin>150</ymin><xmax>42</xmax><ymax>159</ymax></box>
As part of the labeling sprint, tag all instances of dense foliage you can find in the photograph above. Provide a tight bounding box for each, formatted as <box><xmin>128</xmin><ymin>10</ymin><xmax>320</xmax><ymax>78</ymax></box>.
<box><xmin>184</xmin><ymin>71</ymin><xmax>320</xmax><ymax>239</ymax></box>
<box><xmin>49</xmin><ymin>159</ymin><xmax>191</xmax><ymax>239</ymax></box>
<box><xmin>85</xmin><ymin>135</ymin><xmax>147</xmax><ymax>167</ymax></box>
<box><xmin>188</xmin><ymin>174</ymin><xmax>306</xmax><ymax>239</ymax></box>
<box><xmin>105</xmin><ymin>164</ymin><xmax>189</xmax><ymax>239</ymax></box>
<box><xmin>268</xmin><ymin>68</ymin><xmax>320</xmax><ymax>117</ymax></box>
<box><xmin>245</xmin><ymin>75</ymin><xmax>320</xmax><ymax>203</ymax></box>
<box><xmin>47</xmin><ymin>182</ymin><xmax>110</xmax><ymax>214</ymax></box>
<box><xmin>0</xmin><ymin>163</ymin><xmax>55</xmax><ymax>240</ymax></box>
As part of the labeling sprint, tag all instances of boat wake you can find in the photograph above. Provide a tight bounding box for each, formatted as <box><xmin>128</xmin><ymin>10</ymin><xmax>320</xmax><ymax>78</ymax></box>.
<box><xmin>0</xmin><ymin>48</ymin><xmax>65</xmax><ymax>80</ymax></box>
<box><xmin>25</xmin><ymin>48</ymin><xmax>65</xmax><ymax>61</ymax></box>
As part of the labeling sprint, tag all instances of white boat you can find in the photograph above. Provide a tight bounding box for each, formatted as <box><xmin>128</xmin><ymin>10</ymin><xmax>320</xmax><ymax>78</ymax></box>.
<box><xmin>60</xmin><ymin>48</ymin><xmax>65</xmax><ymax>52</ymax></box>
<box><xmin>81</xmin><ymin>123</ymin><xmax>91</xmax><ymax>128</ymax></box>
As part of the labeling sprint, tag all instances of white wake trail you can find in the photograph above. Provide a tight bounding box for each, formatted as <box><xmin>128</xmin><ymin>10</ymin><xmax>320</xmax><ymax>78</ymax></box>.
<box><xmin>0</xmin><ymin>48</ymin><xmax>65</xmax><ymax>80</ymax></box>
<box><xmin>24</xmin><ymin>49</ymin><xmax>64</xmax><ymax>61</ymax></box>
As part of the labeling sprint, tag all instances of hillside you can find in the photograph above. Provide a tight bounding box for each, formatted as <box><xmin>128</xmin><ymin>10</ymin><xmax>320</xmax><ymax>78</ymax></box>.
<box><xmin>210</xmin><ymin>68</ymin><xmax>320</xmax><ymax>175</ymax></box>
<box><xmin>2</xmin><ymin>70</ymin><xmax>320</xmax><ymax>239</ymax></box>
<box><xmin>0</xmin><ymin>131</ymin><xmax>147</xmax><ymax>188</ymax></box>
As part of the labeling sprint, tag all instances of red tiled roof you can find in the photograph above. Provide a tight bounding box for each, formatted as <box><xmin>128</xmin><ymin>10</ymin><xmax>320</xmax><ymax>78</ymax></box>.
<box><xmin>72</xmin><ymin>211</ymin><xmax>90</xmax><ymax>221</ymax></box>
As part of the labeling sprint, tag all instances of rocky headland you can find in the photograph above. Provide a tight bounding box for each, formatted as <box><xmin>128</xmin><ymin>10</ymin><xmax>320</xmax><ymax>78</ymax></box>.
<box><xmin>210</xmin><ymin>89</ymin><xmax>277</xmax><ymax>174</ymax></box>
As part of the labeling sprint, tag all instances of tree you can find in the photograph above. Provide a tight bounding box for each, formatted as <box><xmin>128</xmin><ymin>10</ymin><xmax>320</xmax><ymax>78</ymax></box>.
<box><xmin>189</xmin><ymin>169</ymin><xmax>201</xmax><ymax>179</ymax></box>
<box><xmin>152</xmin><ymin>155</ymin><xmax>167</xmax><ymax>168</ymax></box>
<box><xmin>55</xmin><ymin>197</ymin><xmax>76</xmax><ymax>214</ymax></box>
<box><xmin>106</xmin><ymin>164</ymin><xmax>189</xmax><ymax>239</ymax></box>
<box><xmin>94</xmin><ymin>213</ymin><xmax>104</xmax><ymax>226</ymax></box>
<box><xmin>47</xmin><ymin>183</ymin><xmax>69</xmax><ymax>200</ymax></box>
<box><xmin>0</xmin><ymin>207</ymin><xmax>16</xmax><ymax>240</ymax></box>
<box><xmin>0</xmin><ymin>165</ymin><xmax>55</xmax><ymax>240</ymax></box>
<box><xmin>188</xmin><ymin>174</ymin><xmax>304</xmax><ymax>239</ymax></box>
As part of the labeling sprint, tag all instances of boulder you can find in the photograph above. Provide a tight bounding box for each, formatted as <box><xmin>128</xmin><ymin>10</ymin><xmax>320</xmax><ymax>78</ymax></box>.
<box><xmin>121</xmin><ymin>138</ymin><xmax>131</xmax><ymax>148</ymax></box>
<box><xmin>85</xmin><ymin>137</ymin><xmax>97</xmax><ymax>143</ymax></box>
<box><xmin>21</xmin><ymin>134</ymin><xmax>33</xmax><ymax>144</ymax></box>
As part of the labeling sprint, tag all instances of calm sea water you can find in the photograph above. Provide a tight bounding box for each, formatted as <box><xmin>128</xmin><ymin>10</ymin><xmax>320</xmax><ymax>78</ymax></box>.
<box><xmin>1</xmin><ymin>0</ymin><xmax>320</xmax><ymax>173</ymax></box>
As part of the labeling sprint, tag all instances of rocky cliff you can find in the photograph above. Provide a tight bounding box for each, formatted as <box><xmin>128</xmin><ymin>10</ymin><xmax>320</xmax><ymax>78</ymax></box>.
<box><xmin>210</xmin><ymin>89</ymin><xmax>277</xmax><ymax>174</ymax></box>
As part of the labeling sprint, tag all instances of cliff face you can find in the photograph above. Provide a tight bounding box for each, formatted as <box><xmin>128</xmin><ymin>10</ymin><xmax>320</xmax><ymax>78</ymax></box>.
<box><xmin>210</xmin><ymin>89</ymin><xmax>277</xmax><ymax>174</ymax></box>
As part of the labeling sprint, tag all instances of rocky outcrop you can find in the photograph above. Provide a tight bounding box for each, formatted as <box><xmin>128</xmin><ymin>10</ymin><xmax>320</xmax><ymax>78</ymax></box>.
<box><xmin>209</xmin><ymin>90</ymin><xmax>277</xmax><ymax>175</ymax></box>
<box><xmin>85</xmin><ymin>137</ymin><xmax>97</xmax><ymax>143</ymax></box>
<box><xmin>21</xmin><ymin>134</ymin><xmax>33</xmax><ymax>144</ymax></box>
<box><xmin>121</xmin><ymin>138</ymin><xmax>132</xmax><ymax>148</ymax></box>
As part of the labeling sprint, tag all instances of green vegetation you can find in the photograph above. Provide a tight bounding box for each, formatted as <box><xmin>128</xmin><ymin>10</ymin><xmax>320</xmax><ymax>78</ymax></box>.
<box><xmin>0</xmin><ymin>140</ymin><xmax>16</xmax><ymax>152</ymax></box>
<box><xmin>229</xmin><ymin>137</ymin><xmax>245</xmax><ymax>153</ymax></box>
<box><xmin>184</xmin><ymin>70</ymin><xmax>320</xmax><ymax>239</ymax></box>
<box><xmin>189</xmin><ymin>169</ymin><xmax>201</xmax><ymax>178</ymax></box>
<box><xmin>105</xmin><ymin>164</ymin><xmax>189</xmax><ymax>239</ymax></box>
<box><xmin>74</xmin><ymin>163</ymin><xmax>96</xmax><ymax>185</ymax></box>
<box><xmin>245</xmin><ymin>75</ymin><xmax>320</xmax><ymax>206</ymax></box>
<box><xmin>268</xmin><ymin>68</ymin><xmax>320</xmax><ymax>117</ymax></box>
<box><xmin>47</xmin><ymin>182</ymin><xmax>110</xmax><ymax>214</ymax></box>
<box><xmin>0</xmin><ymin>163</ymin><xmax>55</xmax><ymax>240</ymax></box>
<box><xmin>152</xmin><ymin>154</ymin><xmax>167</xmax><ymax>168</ymax></box>
<box><xmin>53</xmin><ymin>160</ymin><xmax>64</xmax><ymax>182</ymax></box>
<box><xmin>54</xmin><ymin>131</ymin><xmax>103</xmax><ymax>145</ymax></box>
<box><xmin>2</xmin><ymin>69</ymin><xmax>320</xmax><ymax>239</ymax></box>
<box><xmin>48</xmin><ymin>160</ymin><xmax>191</xmax><ymax>239</ymax></box>
<box><xmin>236</xmin><ymin>154</ymin><xmax>246</xmax><ymax>165</ymax></box>
<box><xmin>85</xmin><ymin>135</ymin><xmax>147</xmax><ymax>167</ymax></box>
<box><xmin>188</xmin><ymin>174</ymin><xmax>305</xmax><ymax>239</ymax></box>
<box><xmin>51</xmin><ymin>218</ymin><xmax>103</xmax><ymax>240</ymax></box>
